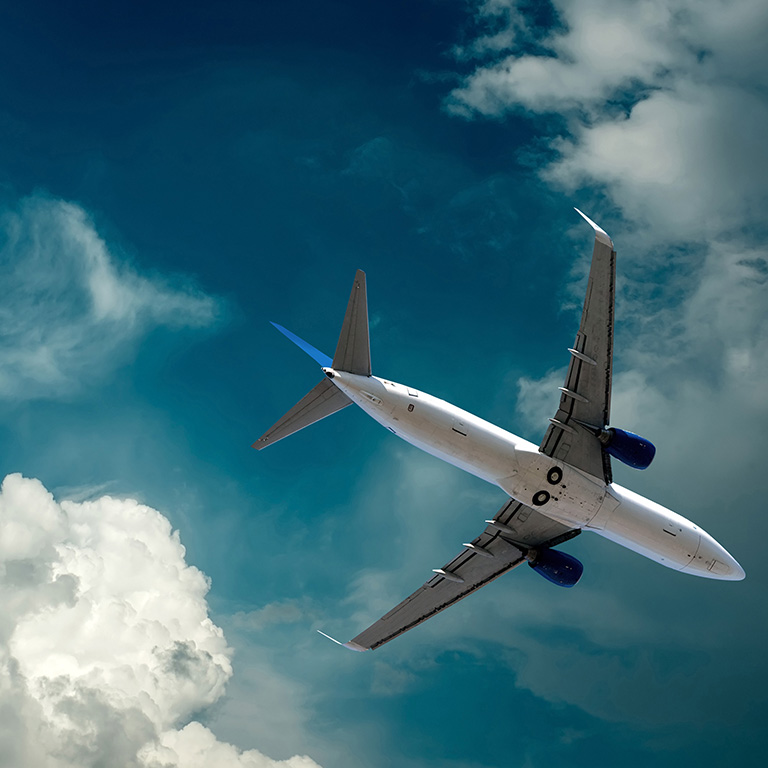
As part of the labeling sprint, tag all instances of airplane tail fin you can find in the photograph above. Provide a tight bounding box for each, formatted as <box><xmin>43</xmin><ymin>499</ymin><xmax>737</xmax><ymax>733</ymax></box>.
<box><xmin>332</xmin><ymin>270</ymin><xmax>371</xmax><ymax>376</ymax></box>
<box><xmin>254</xmin><ymin>270</ymin><xmax>370</xmax><ymax>450</ymax></box>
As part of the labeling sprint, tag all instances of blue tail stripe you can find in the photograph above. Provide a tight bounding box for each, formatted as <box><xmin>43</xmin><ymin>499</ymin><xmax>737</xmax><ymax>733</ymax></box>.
<box><xmin>270</xmin><ymin>322</ymin><xmax>333</xmax><ymax>368</ymax></box>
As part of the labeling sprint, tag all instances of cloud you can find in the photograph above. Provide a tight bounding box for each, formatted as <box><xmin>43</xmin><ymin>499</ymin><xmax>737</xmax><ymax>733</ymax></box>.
<box><xmin>448</xmin><ymin>0</ymin><xmax>768</xmax><ymax>116</ymax></box>
<box><xmin>0</xmin><ymin>473</ymin><xmax>322</xmax><ymax>768</ymax></box>
<box><xmin>447</xmin><ymin>0</ymin><xmax>681</xmax><ymax>117</ymax></box>
<box><xmin>452</xmin><ymin>0</ymin><xmax>527</xmax><ymax>61</ymax></box>
<box><xmin>544</xmin><ymin>82</ymin><xmax>768</xmax><ymax>240</ymax></box>
<box><xmin>0</xmin><ymin>194</ymin><xmax>221</xmax><ymax>399</ymax></box>
<box><xmin>231</xmin><ymin>599</ymin><xmax>314</xmax><ymax>633</ymax></box>
<box><xmin>448</xmin><ymin>0</ymin><xmax>768</xmax><ymax>242</ymax></box>
<box><xmin>141</xmin><ymin>722</ymin><xmax>322</xmax><ymax>768</ymax></box>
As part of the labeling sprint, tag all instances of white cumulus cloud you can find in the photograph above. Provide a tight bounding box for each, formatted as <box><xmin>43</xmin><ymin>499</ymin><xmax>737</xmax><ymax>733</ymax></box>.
<box><xmin>0</xmin><ymin>194</ymin><xmax>221</xmax><ymax>400</ymax></box>
<box><xmin>0</xmin><ymin>473</ymin><xmax>322</xmax><ymax>768</ymax></box>
<box><xmin>141</xmin><ymin>723</ymin><xmax>322</xmax><ymax>768</ymax></box>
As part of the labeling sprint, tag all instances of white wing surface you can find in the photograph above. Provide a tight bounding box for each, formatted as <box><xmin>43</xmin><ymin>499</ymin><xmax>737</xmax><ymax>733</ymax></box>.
<box><xmin>539</xmin><ymin>210</ymin><xmax>616</xmax><ymax>483</ymax></box>
<box><xmin>341</xmin><ymin>500</ymin><xmax>576</xmax><ymax>652</ymax></box>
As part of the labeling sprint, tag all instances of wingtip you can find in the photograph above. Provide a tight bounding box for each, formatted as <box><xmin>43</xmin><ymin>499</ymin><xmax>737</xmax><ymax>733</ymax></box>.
<box><xmin>317</xmin><ymin>630</ymin><xmax>369</xmax><ymax>652</ymax></box>
<box><xmin>574</xmin><ymin>208</ymin><xmax>613</xmax><ymax>248</ymax></box>
<box><xmin>343</xmin><ymin>641</ymin><xmax>369</xmax><ymax>652</ymax></box>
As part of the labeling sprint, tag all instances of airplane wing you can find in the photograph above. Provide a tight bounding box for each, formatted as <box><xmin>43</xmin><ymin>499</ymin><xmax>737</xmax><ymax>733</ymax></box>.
<box><xmin>539</xmin><ymin>210</ymin><xmax>616</xmax><ymax>484</ymax></box>
<box><xmin>339</xmin><ymin>499</ymin><xmax>577</xmax><ymax>652</ymax></box>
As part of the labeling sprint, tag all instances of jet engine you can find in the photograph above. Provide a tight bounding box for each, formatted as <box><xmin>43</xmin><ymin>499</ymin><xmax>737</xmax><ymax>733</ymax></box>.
<box><xmin>598</xmin><ymin>427</ymin><xmax>656</xmax><ymax>469</ymax></box>
<box><xmin>528</xmin><ymin>548</ymin><xmax>584</xmax><ymax>587</ymax></box>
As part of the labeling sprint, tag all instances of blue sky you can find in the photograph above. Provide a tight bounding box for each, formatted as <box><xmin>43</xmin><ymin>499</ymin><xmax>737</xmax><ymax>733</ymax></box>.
<box><xmin>0</xmin><ymin>1</ymin><xmax>766</xmax><ymax>766</ymax></box>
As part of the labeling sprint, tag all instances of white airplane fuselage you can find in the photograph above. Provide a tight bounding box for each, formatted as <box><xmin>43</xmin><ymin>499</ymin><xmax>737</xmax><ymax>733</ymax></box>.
<box><xmin>327</xmin><ymin>369</ymin><xmax>744</xmax><ymax>581</ymax></box>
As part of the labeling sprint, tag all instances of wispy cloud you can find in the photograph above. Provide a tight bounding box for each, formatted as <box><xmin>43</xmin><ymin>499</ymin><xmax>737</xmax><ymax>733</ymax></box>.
<box><xmin>448</xmin><ymin>0</ymin><xmax>768</xmax><ymax>237</ymax></box>
<box><xmin>0</xmin><ymin>194</ymin><xmax>221</xmax><ymax>400</ymax></box>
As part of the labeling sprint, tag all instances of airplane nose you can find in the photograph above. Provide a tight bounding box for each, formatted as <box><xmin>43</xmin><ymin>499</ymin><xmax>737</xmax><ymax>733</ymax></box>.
<box><xmin>706</xmin><ymin>554</ymin><xmax>745</xmax><ymax>580</ymax></box>
<box><xmin>692</xmin><ymin>532</ymin><xmax>746</xmax><ymax>581</ymax></box>
<box><xmin>720</xmin><ymin>553</ymin><xmax>745</xmax><ymax>580</ymax></box>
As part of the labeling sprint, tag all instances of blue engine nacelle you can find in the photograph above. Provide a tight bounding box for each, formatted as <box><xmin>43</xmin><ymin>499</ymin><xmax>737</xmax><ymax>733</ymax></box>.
<box><xmin>529</xmin><ymin>548</ymin><xmax>584</xmax><ymax>588</ymax></box>
<box><xmin>600</xmin><ymin>427</ymin><xmax>656</xmax><ymax>470</ymax></box>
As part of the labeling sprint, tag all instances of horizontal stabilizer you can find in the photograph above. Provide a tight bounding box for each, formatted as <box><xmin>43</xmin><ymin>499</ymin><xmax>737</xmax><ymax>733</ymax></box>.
<box><xmin>253</xmin><ymin>378</ymin><xmax>352</xmax><ymax>450</ymax></box>
<box><xmin>333</xmin><ymin>270</ymin><xmax>371</xmax><ymax>376</ymax></box>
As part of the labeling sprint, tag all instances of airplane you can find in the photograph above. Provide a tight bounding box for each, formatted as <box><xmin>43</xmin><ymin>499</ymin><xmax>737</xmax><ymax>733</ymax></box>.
<box><xmin>254</xmin><ymin>210</ymin><xmax>745</xmax><ymax>652</ymax></box>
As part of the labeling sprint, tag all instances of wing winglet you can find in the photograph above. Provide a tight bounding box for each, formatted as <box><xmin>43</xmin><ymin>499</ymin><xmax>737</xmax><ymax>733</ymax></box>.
<box><xmin>316</xmin><ymin>630</ymin><xmax>368</xmax><ymax>652</ymax></box>
<box><xmin>574</xmin><ymin>208</ymin><xmax>613</xmax><ymax>248</ymax></box>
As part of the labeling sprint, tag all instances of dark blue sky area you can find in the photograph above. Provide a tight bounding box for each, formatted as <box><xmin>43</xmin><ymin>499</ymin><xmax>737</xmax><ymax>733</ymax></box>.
<box><xmin>0</xmin><ymin>0</ymin><xmax>573</xmax><ymax>456</ymax></box>
<box><xmin>0</xmin><ymin>0</ymin><xmax>555</xmax><ymax>329</ymax></box>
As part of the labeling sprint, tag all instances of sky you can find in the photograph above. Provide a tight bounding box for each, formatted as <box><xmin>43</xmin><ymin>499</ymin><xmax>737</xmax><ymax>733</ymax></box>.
<box><xmin>0</xmin><ymin>1</ymin><xmax>766</xmax><ymax>766</ymax></box>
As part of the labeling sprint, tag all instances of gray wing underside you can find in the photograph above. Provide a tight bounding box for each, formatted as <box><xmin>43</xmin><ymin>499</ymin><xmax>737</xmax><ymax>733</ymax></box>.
<box><xmin>346</xmin><ymin>499</ymin><xmax>576</xmax><ymax>652</ymax></box>
<box><xmin>540</xmin><ymin>213</ymin><xmax>616</xmax><ymax>484</ymax></box>
<box><xmin>253</xmin><ymin>378</ymin><xmax>352</xmax><ymax>450</ymax></box>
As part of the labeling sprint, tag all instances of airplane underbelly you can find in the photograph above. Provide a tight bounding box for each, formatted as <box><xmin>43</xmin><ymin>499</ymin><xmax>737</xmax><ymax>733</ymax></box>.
<box><xmin>590</xmin><ymin>485</ymin><xmax>700</xmax><ymax>571</ymax></box>
<box><xmin>496</xmin><ymin>449</ymin><xmax>606</xmax><ymax>527</ymax></box>
<box><xmin>395</xmin><ymin>412</ymin><xmax>517</xmax><ymax>483</ymax></box>
<box><xmin>345</xmin><ymin>380</ymin><xmax>620</xmax><ymax>530</ymax></box>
